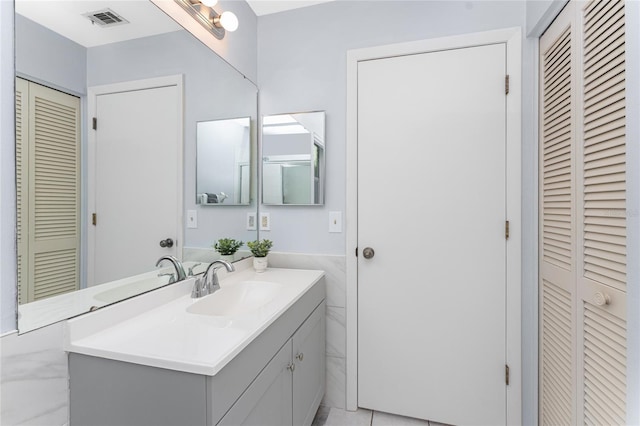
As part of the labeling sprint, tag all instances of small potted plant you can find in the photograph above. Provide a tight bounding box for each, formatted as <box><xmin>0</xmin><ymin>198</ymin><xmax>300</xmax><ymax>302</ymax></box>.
<box><xmin>214</xmin><ymin>238</ymin><xmax>244</xmax><ymax>262</ymax></box>
<box><xmin>247</xmin><ymin>239</ymin><xmax>273</xmax><ymax>273</ymax></box>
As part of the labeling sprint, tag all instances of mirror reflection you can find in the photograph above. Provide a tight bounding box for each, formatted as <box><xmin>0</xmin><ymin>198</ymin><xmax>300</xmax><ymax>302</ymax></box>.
<box><xmin>15</xmin><ymin>0</ymin><xmax>257</xmax><ymax>332</ymax></box>
<box><xmin>196</xmin><ymin>117</ymin><xmax>251</xmax><ymax>205</ymax></box>
<box><xmin>262</xmin><ymin>111</ymin><xmax>326</xmax><ymax>205</ymax></box>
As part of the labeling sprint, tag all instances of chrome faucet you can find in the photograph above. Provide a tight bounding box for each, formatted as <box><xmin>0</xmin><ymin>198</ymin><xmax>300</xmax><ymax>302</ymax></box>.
<box><xmin>155</xmin><ymin>256</ymin><xmax>187</xmax><ymax>282</ymax></box>
<box><xmin>192</xmin><ymin>259</ymin><xmax>235</xmax><ymax>298</ymax></box>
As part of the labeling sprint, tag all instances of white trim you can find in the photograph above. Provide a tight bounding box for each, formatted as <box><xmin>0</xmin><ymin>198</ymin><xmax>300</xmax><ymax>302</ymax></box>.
<box><xmin>527</xmin><ymin>0</ymin><xmax>569</xmax><ymax>38</ymax></box>
<box><xmin>86</xmin><ymin>75</ymin><xmax>184</xmax><ymax>287</ymax></box>
<box><xmin>624</xmin><ymin>1</ymin><xmax>640</xmax><ymax>424</ymax></box>
<box><xmin>345</xmin><ymin>28</ymin><xmax>522</xmax><ymax>423</ymax></box>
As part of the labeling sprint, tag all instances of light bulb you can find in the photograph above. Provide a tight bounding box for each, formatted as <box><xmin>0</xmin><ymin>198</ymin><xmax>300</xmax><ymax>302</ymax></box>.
<box><xmin>200</xmin><ymin>0</ymin><xmax>218</xmax><ymax>7</ymax></box>
<box><xmin>218</xmin><ymin>11</ymin><xmax>238</xmax><ymax>32</ymax></box>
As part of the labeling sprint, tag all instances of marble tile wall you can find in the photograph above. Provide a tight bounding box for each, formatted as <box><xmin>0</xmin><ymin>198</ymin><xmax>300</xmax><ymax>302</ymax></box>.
<box><xmin>0</xmin><ymin>322</ymin><xmax>68</xmax><ymax>426</ymax></box>
<box><xmin>268</xmin><ymin>252</ymin><xmax>347</xmax><ymax>409</ymax></box>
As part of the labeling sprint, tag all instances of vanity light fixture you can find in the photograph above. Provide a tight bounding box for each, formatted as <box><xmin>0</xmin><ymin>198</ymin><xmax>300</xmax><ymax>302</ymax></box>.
<box><xmin>175</xmin><ymin>0</ymin><xmax>238</xmax><ymax>40</ymax></box>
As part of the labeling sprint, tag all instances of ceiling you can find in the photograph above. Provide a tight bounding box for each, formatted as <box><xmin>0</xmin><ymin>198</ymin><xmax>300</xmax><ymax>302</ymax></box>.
<box><xmin>246</xmin><ymin>0</ymin><xmax>334</xmax><ymax>16</ymax></box>
<box><xmin>16</xmin><ymin>0</ymin><xmax>336</xmax><ymax>48</ymax></box>
<box><xmin>15</xmin><ymin>1</ymin><xmax>181</xmax><ymax>48</ymax></box>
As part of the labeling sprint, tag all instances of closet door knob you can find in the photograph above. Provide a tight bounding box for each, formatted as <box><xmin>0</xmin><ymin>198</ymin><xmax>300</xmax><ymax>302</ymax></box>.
<box><xmin>296</xmin><ymin>352</ymin><xmax>304</xmax><ymax>362</ymax></box>
<box><xmin>594</xmin><ymin>292</ymin><xmax>611</xmax><ymax>306</ymax></box>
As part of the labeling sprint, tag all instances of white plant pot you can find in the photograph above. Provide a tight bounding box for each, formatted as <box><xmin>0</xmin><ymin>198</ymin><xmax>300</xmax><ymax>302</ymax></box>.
<box><xmin>220</xmin><ymin>254</ymin><xmax>235</xmax><ymax>263</ymax></box>
<box><xmin>253</xmin><ymin>256</ymin><xmax>268</xmax><ymax>273</ymax></box>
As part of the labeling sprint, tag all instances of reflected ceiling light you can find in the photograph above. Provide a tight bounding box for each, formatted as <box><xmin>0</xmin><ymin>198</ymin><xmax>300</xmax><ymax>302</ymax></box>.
<box><xmin>263</xmin><ymin>114</ymin><xmax>297</xmax><ymax>125</ymax></box>
<box><xmin>214</xmin><ymin>11</ymin><xmax>239</xmax><ymax>32</ymax></box>
<box><xmin>175</xmin><ymin>0</ymin><xmax>238</xmax><ymax>40</ymax></box>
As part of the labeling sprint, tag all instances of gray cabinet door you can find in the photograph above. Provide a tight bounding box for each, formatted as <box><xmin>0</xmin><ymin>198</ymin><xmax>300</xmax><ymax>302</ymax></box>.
<box><xmin>69</xmin><ymin>354</ymin><xmax>207</xmax><ymax>426</ymax></box>
<box><xmin>292</xmin><ymin>302</ymin><xmax>326</xmax><ymax>426</ymax></box>
<box><xmin>218</xmin><ymin>341</ymin><xmax>293</xmax><ymax>426</ymax></box>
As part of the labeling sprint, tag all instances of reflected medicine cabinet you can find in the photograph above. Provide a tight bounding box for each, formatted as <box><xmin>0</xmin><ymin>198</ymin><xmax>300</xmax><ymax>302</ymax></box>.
<box><xmin>196</xmin><ymin>117</ymin><xmax>251</xmax><ymax>206</ymax></box>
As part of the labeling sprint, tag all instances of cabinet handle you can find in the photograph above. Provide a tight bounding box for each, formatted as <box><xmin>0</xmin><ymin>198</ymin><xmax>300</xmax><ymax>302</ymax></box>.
<box><xmin>287</xmin><ymin>362</ymin><xmax>295</xmax><ymax>372</ymax></box>
<box><xmin>296</xmin><ymin>353</ymin><xmax>304</xmax><ymax>362</ymax></box>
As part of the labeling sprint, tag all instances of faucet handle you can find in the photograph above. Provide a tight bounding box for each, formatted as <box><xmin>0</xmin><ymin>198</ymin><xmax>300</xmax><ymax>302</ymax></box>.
<box><xmin>187</xmin><ymin>262</ymin><xmax>202</xmax><ymax>276</ymax></box>
<box><xmin>158</xmin><ymin>272</ymin><xmax>176</xmax><ymax>284</ymax></box>
<box><xmin>191</xmin><ymin>276</ymin><xmax>206</xmax><ymax>298</ymax></box>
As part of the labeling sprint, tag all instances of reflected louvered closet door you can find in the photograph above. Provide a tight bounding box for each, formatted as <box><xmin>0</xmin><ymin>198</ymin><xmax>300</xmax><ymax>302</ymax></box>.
<box><xmin>578</xmin><ymin>0</ymin><xmax>627</xmax><ymax>424</ymax></box>
<box><xmin>539</xmin><ymin>1</ymin><xmax>628</xmax><ymax>424</ymax></box>
<box><xmin>16</xmin><ymin>78</ymin><xmax>29</xmax><ymax>304</ymax></box>
<box><xmin>18</xmin><ymin>79</ymin><xmax>81</xmax><ymax>303</ymax></box>
<box><xmin>539</xmin><ymin>3</ymin><xmax>577</xmax><ymax>424</ymax></box>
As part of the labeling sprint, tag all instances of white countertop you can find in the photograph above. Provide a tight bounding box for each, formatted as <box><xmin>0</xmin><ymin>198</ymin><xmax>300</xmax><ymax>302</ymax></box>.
<box><xmin>19</xmin><ymin>261</ymin><xmax>209</xmax><ymax>333</ymax></box>
<box><xmin>65</xmin><ymin>265</ymin><xmax>324</xmax><ymax>376</ymax></box>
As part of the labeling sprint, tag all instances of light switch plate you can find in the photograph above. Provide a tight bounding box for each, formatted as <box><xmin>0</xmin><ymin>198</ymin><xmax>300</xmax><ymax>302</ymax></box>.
<box><xmin>246</xmin><ymin>213</ymin><xmax>256</xmax><ymax>230</ymax></box>
<box><xmin>186</xmin><ymin>210</ymin><xmax>197</xmax><ymax>229</ymax></box>
<box><xmin>329</xmin><ymin>211</ymin><xmax>342</xmax><ymax>233</ymax></box>
<box><xmin>260</xmin><ymin>212</ymin><xmax>271</xmax><ymax>231</ymax></box>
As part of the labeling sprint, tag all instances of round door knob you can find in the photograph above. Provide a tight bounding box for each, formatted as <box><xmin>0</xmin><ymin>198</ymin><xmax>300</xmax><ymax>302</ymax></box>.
<box><xmin>159</xmin><ymin>238</ymin><xmax>174</xmax><ymax>248</ymax></box>
<box><xmin>296</xmin><ymin>353</ymin><xmax>304</xmax><ymax>362</ymax></box>
<box><xmin>594</xmin><ymin>292</ymin><xmax>611</xmax><ymax>306</ymax></box>
<box><xmin>363</xmin><ymin>247</ymin><xmax>375</xmax><ymax>259</ymax></box>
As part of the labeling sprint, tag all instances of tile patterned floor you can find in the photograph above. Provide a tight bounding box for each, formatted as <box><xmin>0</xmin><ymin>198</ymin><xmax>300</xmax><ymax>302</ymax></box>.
<box><xmin>312</xmin><ymin>406</ymin><xmax>451</xmax><ymax>426</ymax></box>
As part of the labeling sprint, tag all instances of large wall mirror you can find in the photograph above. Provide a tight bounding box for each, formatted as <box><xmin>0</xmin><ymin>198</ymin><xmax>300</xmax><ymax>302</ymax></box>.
<box><xmin>262</xmin><ymin>111</ymin><xmax>326</xmax><ymax>205</ymax></box>
<box><xmin>15</xmin><ymin>0</ymin><xmax>257</xmax><ymax>332</ymax></box>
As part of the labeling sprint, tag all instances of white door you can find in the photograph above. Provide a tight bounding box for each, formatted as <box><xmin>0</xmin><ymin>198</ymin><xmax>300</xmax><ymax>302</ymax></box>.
<box><xmin>93</xmin><ymin>85</ymin><xmax>180</xmax><ymax>285</ymax></box>
<box><xmin>357</xmin><ymin>44</ymin><xmax>507</xmax><ymax>425</ymax></box>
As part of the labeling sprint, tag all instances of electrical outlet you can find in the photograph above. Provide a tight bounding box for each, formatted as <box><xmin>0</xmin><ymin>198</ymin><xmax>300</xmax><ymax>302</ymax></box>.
<box><xmin>260</xmin><ymin>212</ymin><xmax>271</xmax><ymax>231</ymax></box>
<box><xmin>246</xmin><ymin>213</ymin><xmax>256</xmax><ymax>230</ymax></box>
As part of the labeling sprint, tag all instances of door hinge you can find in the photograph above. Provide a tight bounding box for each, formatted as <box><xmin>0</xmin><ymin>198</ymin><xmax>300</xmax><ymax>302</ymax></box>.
<box><xmin>505</xmin><ymin>75</ymin><xmax>510</xmax><ymax>95</ymax></box>
<box><xmin>505</xmin><ymin>364</ymin><xmax>510</xmax><ymax>385</ymax></box>
<box><xmin>92</xmin><ymin>213</ymin><xmax>97</xmax><ymax>226</ymax></box>
<box><xmin>355</xmin><ymin>247</ymin><xmax>358</xmax><ymax>257</ymax></box>
<box><xmin>505</xmin><ymin>220</ymin><xmax>510</xmax><ymax>240</ymax></box>
<box><xmin>92</xmin><ymin>117</ymin><xmax>97</xmax><ymax>130</ymax></box>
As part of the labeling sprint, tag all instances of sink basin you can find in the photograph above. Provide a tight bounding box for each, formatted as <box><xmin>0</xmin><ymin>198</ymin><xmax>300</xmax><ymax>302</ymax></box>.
<box><xmin>187</xmin><ymin>281</ymin><xmax>284</xmax><ymax>317</ymax></box>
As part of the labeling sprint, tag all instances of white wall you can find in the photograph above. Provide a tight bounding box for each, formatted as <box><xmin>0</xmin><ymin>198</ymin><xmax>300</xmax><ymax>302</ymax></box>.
<box><xmin>257</xmin><ymin>0</ymin><xmax>527</xmax><ymax>255</ymax></box>
<box><xmin>16</xmin><ymin>15</ymin><xmax>87</xmax><ymax>96</ymax></box>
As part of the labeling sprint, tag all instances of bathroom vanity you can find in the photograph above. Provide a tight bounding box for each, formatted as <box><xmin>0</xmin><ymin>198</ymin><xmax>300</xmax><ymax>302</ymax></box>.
<box><xmin>65</xmin><ymin>263</ymin><xmax>325</xmax><ymax>426</ymax></box>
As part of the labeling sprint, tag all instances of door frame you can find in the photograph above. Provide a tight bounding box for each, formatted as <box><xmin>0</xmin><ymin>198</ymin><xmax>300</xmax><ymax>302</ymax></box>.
<box><xmin>86</xmin><ymin>75</ymin><xmax>184</xmax><ymax>287</ymax></box>
<box><xmin>345</xmin><ymin>28</ymin><xmax>522</xmax><ymax>423</ymax></box>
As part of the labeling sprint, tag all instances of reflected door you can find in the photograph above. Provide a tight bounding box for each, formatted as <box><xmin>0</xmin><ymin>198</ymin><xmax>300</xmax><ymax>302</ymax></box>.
<box><xmin>93</xmin><ymin>83</ymin><xmax>181</xmax><ymax>285</ymax></box>
<box><xmin>357</xmin><ymin>44</ymin><xmax>508</xmax><ymax>425</ymax></box>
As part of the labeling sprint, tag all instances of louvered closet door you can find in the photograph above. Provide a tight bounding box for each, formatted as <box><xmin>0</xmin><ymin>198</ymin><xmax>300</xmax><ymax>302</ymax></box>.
<box><xmin>577</xmin><ymin>0</ymin><xmax>627</xmax><ymax>424</ymax></box>
<box><xmin>26</xmin><ymin>81</ymin><xmax>81</xmax><ymax>302</ymax></box>
<box><xmin>540</xmin><ymin>1</ymin><xmax>628</xmax><ymax>424</ymax></box>
<box><xmin>539</xmin><ymin>3</ymin><xmax>577</xmax><ymax>424</ymax></box>
<box><xmin>16</xmin><ymin>78</ymin><xmax>29</xmax><ymax>304</ymax></box>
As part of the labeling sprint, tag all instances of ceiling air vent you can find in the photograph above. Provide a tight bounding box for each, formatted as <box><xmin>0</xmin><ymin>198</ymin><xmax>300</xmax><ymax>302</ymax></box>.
<box><xmin>83</xmin><ymin>9</ymin><xmax>129</xmax><ymax>27</ymax></box>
